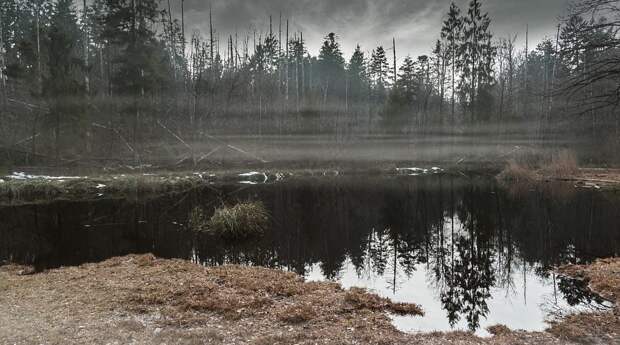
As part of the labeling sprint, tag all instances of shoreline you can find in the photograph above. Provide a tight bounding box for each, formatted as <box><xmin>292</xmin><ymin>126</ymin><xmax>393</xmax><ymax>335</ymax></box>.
<box><xmin>1</xmin><ymin>164</ymin><xmax>619</xmax><ymax>206</ymax></box>
<box><xmin>1</xmin><ymin>255</ymin><xmax>618</xmax><ymax>345</ymax></box>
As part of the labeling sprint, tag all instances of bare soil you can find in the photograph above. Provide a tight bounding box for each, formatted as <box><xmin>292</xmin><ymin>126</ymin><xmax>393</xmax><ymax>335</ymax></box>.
<box><xmin>1</xmin><ymin>255</ymin><xmax>618</xmax><ymax>345</ymax></box>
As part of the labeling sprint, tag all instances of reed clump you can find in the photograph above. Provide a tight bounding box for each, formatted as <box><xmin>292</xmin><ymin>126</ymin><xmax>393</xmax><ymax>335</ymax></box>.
<box><xmin>190</xmin><ymin>201</ymin><xmax>269</xmax><ymax>240</ymax></box>
<box><xmin>497</xmin><ymin>149</ymin><xmax>580</xmax><ymax>183</ymax></box>
<box><xmin>541</xmin><ymin>149</ymin><xmax>579</xmax><ymax>178</ymax></box>
<box><xmin>496</xmin><ymin>159</ymin><xmax>537</xmax><ymax>183</ymax></box>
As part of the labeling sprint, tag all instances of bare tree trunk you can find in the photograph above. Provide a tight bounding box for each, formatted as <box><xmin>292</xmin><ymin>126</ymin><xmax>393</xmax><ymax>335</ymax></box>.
<box><xmin>0</xmin><ymin>9</ymin><xmax>6</xmax><ymax>107</ymax></box>
<box><xmin>209</xmin><ymin>6</ymin><xmax>214</xmax><ymax>70</ymax></box>
<box><xmin>524</xmin><ymin>24</ymin><xmax>529</xmax><ymax>119</ymax></box>
<box><xmin>83</xmin><ymin>0</ymin><xmax>90</xmax><ymax>94</ymax></box>
<box><xmin>167</xmin><ymin>0</ymin><xmax>177</xmax><ymax>81</ymax></box>
<box><xmin>451</xmin><ymin>45</ymin><xmax>456</xmax><ymax>129</ymax></box>
<box><xmin>296</xmin><ymin>52</ymin><xmax>299</xmax><ymax>114</ymax></box>
<box><xmin>181</xmin><ymin>0</ymin><xmax>185</xmax><ymax>55</ymax></box>
<box><xmin>392</xmin><ymin>38</ymin><xmax>397</xmax><ymax>86</ymax></box>
<box><xmin>300</xmin><ymin>32</ymin><xmax>305</xmax><ymax>108</ymax></box>
<box><xmin>34</xmin><ymin>2</ymin><xmax>42</xmax><ymax>165</ymax></box>
<box><xmin>285</xmin><ymin>20</ymin><xmax>289</xmax><ymax>105</ymax></box>
<box><xmin>547</xmin><ymin>24</ymin><xmax>560</xmax><ymax>140</ymax></box>
<box><xmin>345</xmin><ymin>75</ymin><xmax>348</xmax><ymax>113</ymax></box>
<box><xmin>278</xmin><ymin>13</ymin><xmax>282</xmax><ymax>96</ymax></box>
<box><xmin>83</xmin><ymin>0</ymin><xmax>93</xmax><ymax>156</ymax></box>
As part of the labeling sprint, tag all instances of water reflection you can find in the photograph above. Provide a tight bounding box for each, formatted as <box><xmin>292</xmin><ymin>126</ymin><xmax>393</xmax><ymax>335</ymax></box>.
<box><xmin>1</xmin><ymin>176</ymin><xmax>618</xmax><ymax>333</ymax></box>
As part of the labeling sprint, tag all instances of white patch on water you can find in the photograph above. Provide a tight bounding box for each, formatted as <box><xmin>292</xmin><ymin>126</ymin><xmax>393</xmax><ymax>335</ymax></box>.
<box><xmin>239</xmin><ymin>172</ymin><xmax>269</xmax><ymax>183</ymax></box>
<box><xmin>396</xmin><ymin>167</ymin><xmax>444</xmax><ymax>176</ymax></box>
<box><xmin>6</xmin><ymin>172</ymin><xmax>87</xmax><ymax>181</ymax></box>
<box><xmin>275</xmin><ymin>172</ymin><xmax>287</xmax><ymax>181</ymax></box>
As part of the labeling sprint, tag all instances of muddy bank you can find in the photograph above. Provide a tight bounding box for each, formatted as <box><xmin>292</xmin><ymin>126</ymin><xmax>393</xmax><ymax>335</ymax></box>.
<box><xmin>1</xmin><ymin>255</ymin><xmax>618</xmax><ymax>345</ymax></box>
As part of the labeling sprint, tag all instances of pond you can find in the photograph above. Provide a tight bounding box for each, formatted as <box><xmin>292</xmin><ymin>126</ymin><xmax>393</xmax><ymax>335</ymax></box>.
<box><xmin>1</xmin><ymin>174</ymin><xmax>618</xmax><ymax>335</ymax></box>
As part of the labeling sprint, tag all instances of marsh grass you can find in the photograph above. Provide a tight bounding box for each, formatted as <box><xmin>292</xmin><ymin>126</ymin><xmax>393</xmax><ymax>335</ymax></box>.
<box><xmin>497</xmin><ymin>149</ymin><xmax>580</xmax><ymax>184</ymax></box>
<box><xmin>0</xmin><ymin>174</ymin><xmax>204</xmax><ymax>205</ymax></box>
<box><xmin>496</xmin><ymin>159</ymin><xmax>537</xmax><ymax>183</ymax></box>
<box><xmin>190</xmin><ymin>201</ymin><xmax>270</xmax><ymax>240</ymax></box>
<box><xmin>0</xmin><ymin>180</ymin><xmax>62</xmax><ymax>203</ymax></box>
<box><xmin>541</xmin><ymin>149</ymin><xmax>579</xmax><ymax>178</ymax></box>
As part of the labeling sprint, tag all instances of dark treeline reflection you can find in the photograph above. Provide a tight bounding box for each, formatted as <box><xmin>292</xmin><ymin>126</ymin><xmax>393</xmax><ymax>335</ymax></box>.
<box><xmin>1</xmin><ymin>176</ymin><xmax>618</xmax><ymax>330</ymax></box>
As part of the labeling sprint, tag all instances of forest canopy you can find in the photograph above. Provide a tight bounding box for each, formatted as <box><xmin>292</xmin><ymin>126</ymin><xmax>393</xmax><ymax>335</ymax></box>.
<box><xmin>0</xmin><ymin>0</ymin><xmax>618</xmax><ymax>165</ymax></box>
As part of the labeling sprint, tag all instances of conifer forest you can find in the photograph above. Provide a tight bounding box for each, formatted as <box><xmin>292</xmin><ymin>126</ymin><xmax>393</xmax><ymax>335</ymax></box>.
<box><xmin>0</xmin><ymin>0</ymin><xmax>618</xmax><ymax>165</ymax></box>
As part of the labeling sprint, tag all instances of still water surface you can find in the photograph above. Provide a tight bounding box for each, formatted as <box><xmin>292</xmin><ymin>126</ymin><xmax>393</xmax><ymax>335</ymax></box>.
<box><xmin>1</xmin><ymin>175</ymin><xmax>617</xmax><ymax>334</ymax></box>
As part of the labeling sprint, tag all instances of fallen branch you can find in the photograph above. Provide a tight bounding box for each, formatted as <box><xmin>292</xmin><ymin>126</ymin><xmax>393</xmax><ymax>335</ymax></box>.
<box><xmin>203</xmin><ymin>133</ymin><xmax>269</xmax><ymax>163</ymax></box>
<box><xmin>92</xmin><ymin>123</ymin><xmax>135</xmax><ymax>154</ymax></box>
<box><xmin>157</xmin><ymin>120</ymin><xmax>193</xmax><ymax>151</ymax></box>
<box><xmin>196</xmin><ymin>146</ymin><xmax>222</xmax><ymax>163</ymax></box>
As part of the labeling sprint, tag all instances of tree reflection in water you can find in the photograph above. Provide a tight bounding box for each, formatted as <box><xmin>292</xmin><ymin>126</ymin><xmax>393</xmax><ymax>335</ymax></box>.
<box><xmin>1</xmin><ymin>176</ymin><xmax>618</xmax><ymax>331</ymax></box>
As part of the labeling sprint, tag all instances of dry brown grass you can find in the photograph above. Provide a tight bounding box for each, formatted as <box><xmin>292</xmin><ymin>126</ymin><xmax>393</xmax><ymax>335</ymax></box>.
<box><xmin>541</xmin><ymin>150</ymin><xmax>579</xmax><ymax>178</ymax></box>
<box><xmin>486</xmin><ymin>324</ymin><xmax>512</xmax><ymax>336</ymax></box>
<box><xmin>552</xmin><ymin>258</ymin><xmax>620</xmax><ymax>342</ymax></box>
<box><xmin>2</xmin><ymin>254</ymin><xmax>619</xmax><ymax>345</ymax></box>
<box><xmin>344</xmin><ymin>287</ymin><xmax>424</xmax><ymax>316</ymax></box>
<box><xmin>496</xmin><ymin>159</ymin><xmax>537</xmax><ymax>183</ymax></box>
<box><xmin>277</xmin><ymin>304</ymin><xmax>318</xmax><ymax>323</ymax></box>
<box><xmin>497</xmin><ymin>149</ymin><xmax>584</xmax><ymax>187</ymax></box>
<box><xmin>547</xmin><ymin>312</ymin><xmax>620</xmax><ymax>342</ymax></box>
<box><xmin>558</xmin><ymin>258</ymin><xmax>620</xmax><ymax>308</ymax></box>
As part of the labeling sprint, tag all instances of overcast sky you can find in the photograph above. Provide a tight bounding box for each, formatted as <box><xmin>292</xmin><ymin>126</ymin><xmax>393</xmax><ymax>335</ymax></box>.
<box><xmin>170</xmin><ymin>0</ymin><xmax>571</xmax><ymax>60</ymax></box>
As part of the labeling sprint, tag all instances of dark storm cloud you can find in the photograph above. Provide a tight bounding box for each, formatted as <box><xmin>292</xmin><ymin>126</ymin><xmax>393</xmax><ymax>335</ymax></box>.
<box><xmin>173</xmin><ymin>0</ymin><xmax>570</xmax><ymax>59</ymax></box>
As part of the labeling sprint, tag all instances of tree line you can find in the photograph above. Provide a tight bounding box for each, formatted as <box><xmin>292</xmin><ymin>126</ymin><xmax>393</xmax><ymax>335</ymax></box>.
<box><xmin>0</xmin><ymin>0</ymin><xmax>618</xmax><ymax>164</ymax></box>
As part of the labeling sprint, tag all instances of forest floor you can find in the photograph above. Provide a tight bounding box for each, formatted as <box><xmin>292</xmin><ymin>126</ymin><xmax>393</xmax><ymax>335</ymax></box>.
<box><xmin>1</xmin><ymin>254</ymin><xmax>618</xmax><ymax>345</ymax></box>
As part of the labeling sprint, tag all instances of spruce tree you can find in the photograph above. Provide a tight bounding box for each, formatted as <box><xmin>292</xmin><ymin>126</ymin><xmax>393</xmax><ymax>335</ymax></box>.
<box><xmin>318</xmin><ymin>32</ymin><xmax>345</xmax><ymax>98</ymax></box>
<box><xmin>370</xmin><ymin>46</ymin><xmax>389</xmax><ymax>102</ymax></box>
<box><xmin>460</xmin><ymin>0</ymin><xmax>495</xmax><ymax>123</ymax></box>
<box><xmin>441</xmin><ymin>2</ymin><xmax>463</xmax><ymax>126</ymax></box>
<box><xmin>347</xmin><ymin>45</ymin><xmax>366</xmax><ymax>101</ymax></box>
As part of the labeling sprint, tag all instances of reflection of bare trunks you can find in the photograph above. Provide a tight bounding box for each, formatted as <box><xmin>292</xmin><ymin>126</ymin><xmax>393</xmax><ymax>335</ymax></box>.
<box><xmin>2</xmin><ymin>175</ymin><xmax>616</xmax><ymax>333</ymax></box>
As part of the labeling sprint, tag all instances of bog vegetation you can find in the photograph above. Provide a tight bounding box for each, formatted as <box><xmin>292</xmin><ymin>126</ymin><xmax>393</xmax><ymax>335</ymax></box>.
<box><xmin>0</xmin><ymin>0</ymin><xmax>618</xmax><ymax>165</ymax></box>
<box><xmin>189</xmin><ymin>201</ymin><xmax>269</xmax><ymax>240</ymax></box>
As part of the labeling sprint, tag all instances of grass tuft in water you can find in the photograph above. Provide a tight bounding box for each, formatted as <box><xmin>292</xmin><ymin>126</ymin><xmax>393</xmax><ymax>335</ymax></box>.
<box><xmin>190</xmin><ymin>201</ymin><xmax>270</xmax><ymax>240</ymax></box>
